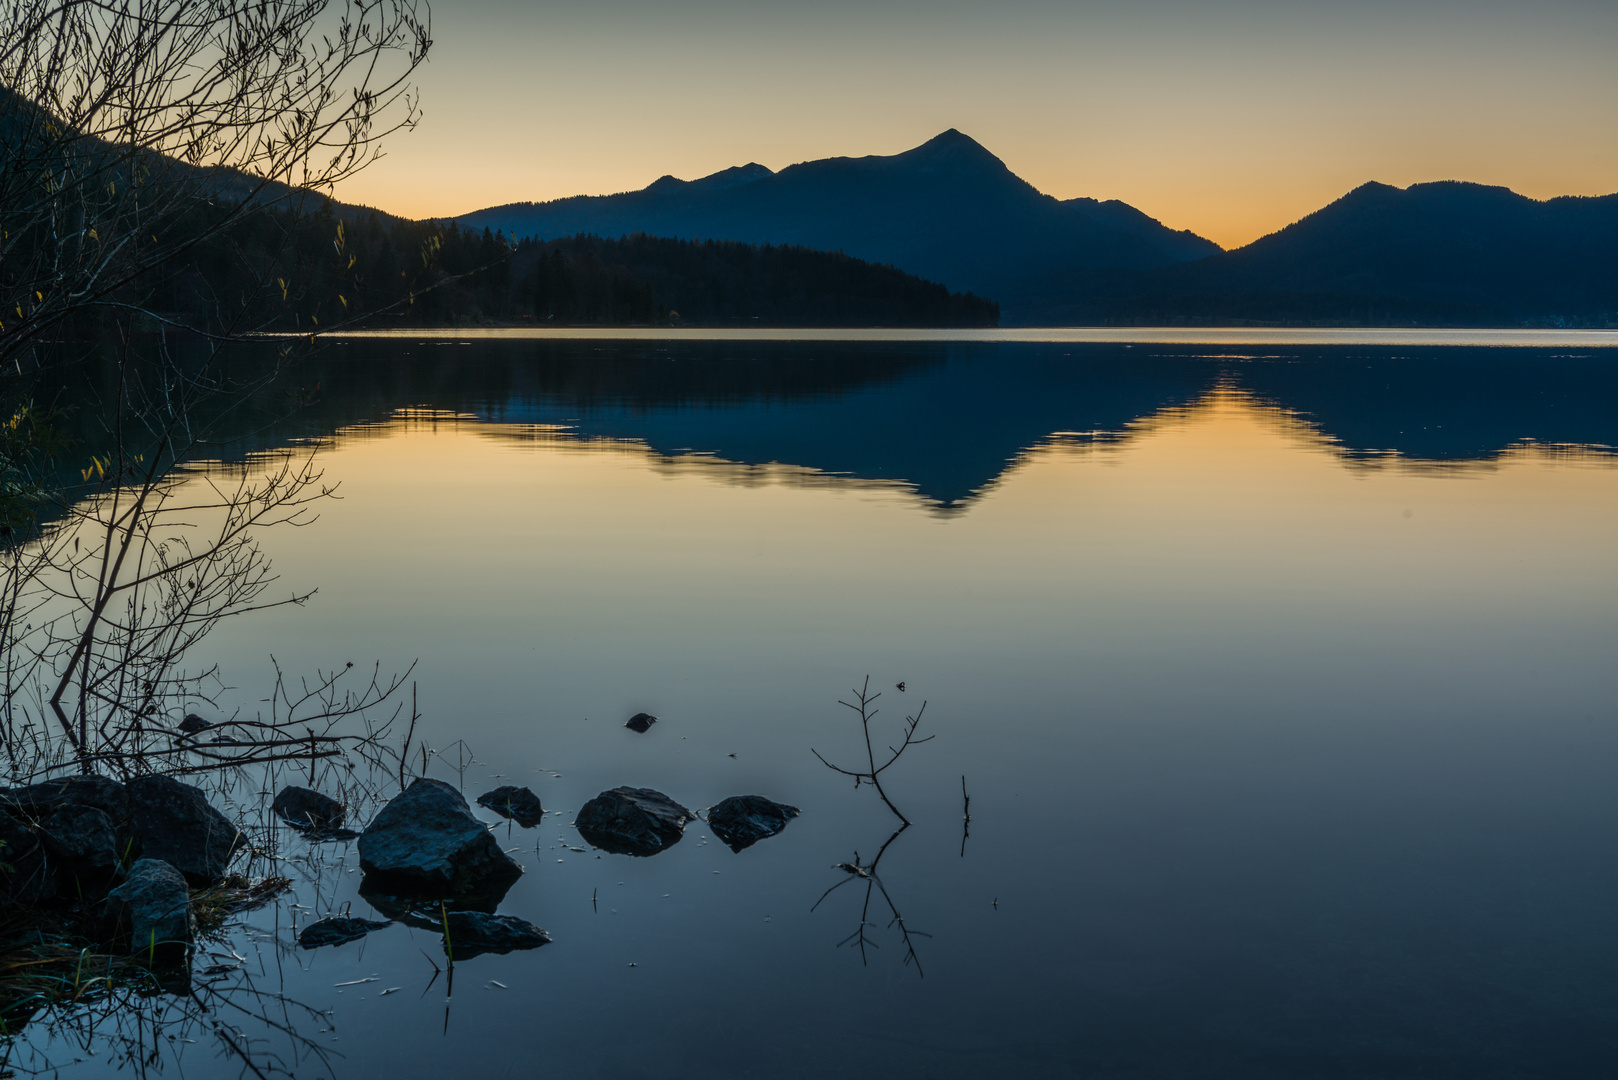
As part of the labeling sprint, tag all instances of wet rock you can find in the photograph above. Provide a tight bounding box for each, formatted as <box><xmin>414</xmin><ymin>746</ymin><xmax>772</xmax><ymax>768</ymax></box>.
<box><xmin>272</xmin><ymin>786</ymin><xmax>345</xmax><ymax>832</ymax></box>
<box><xmin>2</xmin><ymin>774</ymin><xmax>129</xmax><ymax>823</ymax></box>
<box><xmin>624</xmin><ymin>712</ymin><xmax>657</xmax><ymax>733</ymax></box>
<box><xmin>575</xmin><ymin>786</ymin><xmax>693</xmax><ymax>856</ymax></box>
<box><xmin>0</xmin><ymin>815</ymin><xmax>56</xmax><ymax>905</ymax></box>
<box><xmin>178</xmin><ymin>714</ymin><xmax>212</xmax><ymax>734</ymax></box>
<box><xmin>104</xmin><ymin>858</ymin><xmax>192</xmax><ymax>957</ymax></box>
<box><xmin>125</xmin><ymin>775</ymin><xmax>243</xmax><ymax>887</ymax></box>
<box><xmin>440</xmin><ymin>912</ymin><xmax>551</xmax><ymax>959</ymax></box>
<box><xmin>298</xmin><ymin>916</ymin><xmax>392</xmax><ymax>949</ymax></box>
<box><xmin>707</xmin><ymin>795</ymin><xmax>800</xmax><ymax>852</ymax></box>
<box><xmin>476</xmin><ymin>786</ymin><xmax>544</xmax><ymax>828</ymax></box>
<box><xmin>43</xmin><ymin>803</ymin><xmax>123</xmax><ymax>890</ymax></box>
<box><xmin>358</xmin><ymin>778</ymin><xmax>521</xmax><ymax>893</ymax></box>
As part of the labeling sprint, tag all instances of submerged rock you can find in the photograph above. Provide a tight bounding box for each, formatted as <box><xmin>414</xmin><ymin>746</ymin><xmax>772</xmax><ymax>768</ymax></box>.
<box><xmin>575</xmin><ymin>786</ymin><xmax>693</xmax><ymax>856</ymax></box>
<box><xmin>43</xmin><ymin>803</ymin><xmax>123</xmax><ymax>889</ymax></box>
<box><xmin>476</xmin><ymin>786</ymin><xmax>545</xmax><ymax>828</ymax></box>
<box><xmin>298</xmin><ymin>916</ymin><xmax>392</xmax><ymax>949</ymax></box>
<box><xmin>125</xmin><ymin>775</ymin><xmax>242</xmax><ymax>886</ymax></box>
<box><xmin>624</xmin><ymin>712</ymin><xmax>657</xmax><ymax>733</ymax></box>
<box><xmin>706</xmin><ymin>795</ymin><xmax>800</xmax><ymax>852</ymax></box>
<box><xmin>272</xmin><ymin>786</ymin><xmax>345</xmax><ymax>832</ymax></box>
<box><xmin>178</xmin><ymin>714</ymin><xmax>213</xmax><ymax>734</ymax></box>
<box><xmin>358</xmin><ymin>778</ymin><xmax>521</xmax><ymax>892</ymax></box>
<box><xmin>440</xmin><ymin>912</ymin><xmax>550</xmax><ymax>959</ymax></box>
<box><xmin>104</xmin><ymin>858</ymin><xmax>192</xmax><ymax>957</ymax></box>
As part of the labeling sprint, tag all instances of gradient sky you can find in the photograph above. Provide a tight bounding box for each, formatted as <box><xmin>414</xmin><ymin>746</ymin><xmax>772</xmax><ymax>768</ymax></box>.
<box><xmin>333</xmin><ymin>0</ymin><xmax>1618</xmax><ymax>249</ymax></box>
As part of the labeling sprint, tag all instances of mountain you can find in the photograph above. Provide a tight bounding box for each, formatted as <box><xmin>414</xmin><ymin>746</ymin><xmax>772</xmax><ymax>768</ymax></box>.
<box><xmin>456</xmin><ymin>130</ymin><xmax>1221</xmax><ymax>324</ymax></box>
<box><xmin>1057</xmin><ymin>181</ymin><xmax>1618</xmax><ymax>326</ymax></box>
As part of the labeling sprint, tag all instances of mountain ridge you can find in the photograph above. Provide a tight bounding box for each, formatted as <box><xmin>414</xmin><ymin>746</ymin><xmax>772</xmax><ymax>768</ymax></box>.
<box><xmin>457</xmin><ymin>129</ymin><xmax>1221</xmax><ymax>323</ymax></box>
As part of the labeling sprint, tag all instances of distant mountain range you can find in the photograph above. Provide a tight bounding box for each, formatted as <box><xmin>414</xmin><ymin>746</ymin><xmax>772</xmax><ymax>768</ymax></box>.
<box><xmin>1052</xmin><ymin>180</ymin><xmax>1618</xmax><ymax>326</ymax></box>
<box><xmin>457</xmin><ymin>130</ymin><xmax>1220</xmax><ymax>325</ymax></box>
<box><xmin>459</xmin><ymin>132</ymin><xmax>1618</xmax><ymax>327</ymax></box>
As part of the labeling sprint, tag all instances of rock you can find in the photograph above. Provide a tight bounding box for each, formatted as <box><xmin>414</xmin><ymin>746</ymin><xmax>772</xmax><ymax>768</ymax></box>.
<box><xmin>440</xmin><ymin>912</ymin><xmax>550</xmax><ymax>959</ymax></box>
<box><xmin>707</xmin><ymin>795</ymin><xmax>800</xmax><ymax>852</ymax></box>
<box><xmin>0</xmin><ymin>815</ymin><xmax>55</xmax><ymax>905</ymax></box>
<box><xmin>297</xmin><ymin>916</ymin><xmax>392</xmax><ymax>949</ymax></box>
<box><xmin>575</xmin><ymin>786</ymin><xmax>693</xmax><ymax>856</ymax></box>
<box><xmin>178</xmin><ymin>714</ymin><xmax>212</xmax><ymax>734</ymax></box>
<box><xmin>104</xmin><ymin>858</ymin><xmax>192</xmax><ymax>958</ymax></box>
<box><xmin>358</xmin><ymin>778</ymin><xmax>522</xmax><ymax>893</ymax></box>
<box><xmin>272</xmin><ymin>786</ymin><xmax>345</xmax><ymax>832</ymax></box>
<box><xmin>476</xmin><ymin>786</ymin><xmax>544</xmax><ymax>828</ymax></box>
<box><xmin>125</xmin><ymin>775</ymin><xmax>242</xmax><ymax>886</ymax></box>
<box><xmin>42</xmin><ymin>803</ymin><xmax>123</xmax><ymax>890</ymax></box>
<box><xmin>624</xmin><ymin>712</ymin><xmax>657</xmax><ymax>733</ymax></box>
<box><xmin>2</xmin><ymin>774</ymin><xmax>129</xmax><ymax>822</ymax></box>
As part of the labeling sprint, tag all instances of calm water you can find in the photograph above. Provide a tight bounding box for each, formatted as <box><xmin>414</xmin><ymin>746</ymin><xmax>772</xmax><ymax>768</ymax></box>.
<box><xmin>38</xmin><ymin>338</ymin><xmax>1618</xmax><ymax>1078</ymax></box>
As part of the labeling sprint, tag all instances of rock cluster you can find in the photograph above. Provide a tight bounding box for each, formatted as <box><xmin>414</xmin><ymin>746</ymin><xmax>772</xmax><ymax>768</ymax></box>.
<box><xmin>0</xmin><ymin>773</ymin><xmax>246</xmax><ymax>960</ymax></box>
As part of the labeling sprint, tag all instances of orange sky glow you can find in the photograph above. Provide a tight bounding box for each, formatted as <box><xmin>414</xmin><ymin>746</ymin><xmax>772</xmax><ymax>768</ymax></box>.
<box><xmin>330</xmin><ymin>0</ymin><xmax>1618</xmax><ymax>250</ymax></box>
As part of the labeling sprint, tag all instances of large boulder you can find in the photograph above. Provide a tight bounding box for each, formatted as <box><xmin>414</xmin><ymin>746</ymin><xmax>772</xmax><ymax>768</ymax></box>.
<box><xmin>0</xmin><ymin>815</ymin><xmax>55</xmax><ymax>905</ymax></box>
<box><xmin>575</xmin><ymin>787</ymin><xmax>693</xmax><ymax>857</ymax></box>
<box><xmin>125</xmin><ymin>775</ymin><xmax>242</xmax><ymax>886</ymax></box>
<box><xmin>706</xmin><ymin>795</ymin><xmax>800</xmax><ymax>852</ymax></box>
<box><xmin>272</xmin><ymin>786</ymin><xmax>345</xmax><ymax>832</ymax></box>
<box><xmin>358</xmin><ymin>779</ymin><xmax>521</xmax><ymax>893</ymax></box>
<box><xmin>2</xmin><ymin>775</ymin><xmax>129</xmax><ymax>821</ymax></box>
<box><xmin>476</xmin><ymin>785</ymin><xmax>544</xmax><ymax>828</ymax></box>
<box><xmin>104</xmin><ymin>858</ymin><xmax>192</xmax><ymax>958</ymax></box>
<box><xmin>42</xmin><ymin>803</ymin><xmax>123</xmax><ymax>890</ymax></box>
<box><xmin>440</xmin><ymin>912</ymin><xmax>550</xmax><ymax>960</ymax></box>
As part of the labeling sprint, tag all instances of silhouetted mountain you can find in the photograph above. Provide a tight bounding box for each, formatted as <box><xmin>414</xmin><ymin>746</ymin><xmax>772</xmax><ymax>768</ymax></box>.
<box><xmin>1049</xmin><ymin>181</ymin><xmax>1618</xmax><ymax>326</ymax></box>
<box><xmin>457</xmin><ymin>130</ymin><xmax>1220</xmax><ymax>324</ymax></box>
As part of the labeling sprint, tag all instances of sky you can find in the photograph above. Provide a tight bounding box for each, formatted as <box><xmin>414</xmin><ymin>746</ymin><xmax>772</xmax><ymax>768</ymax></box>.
<box><xmin>333</xmin><ymin>0</ymin><xmax>1618</xmax><ymax>250</ymax></box>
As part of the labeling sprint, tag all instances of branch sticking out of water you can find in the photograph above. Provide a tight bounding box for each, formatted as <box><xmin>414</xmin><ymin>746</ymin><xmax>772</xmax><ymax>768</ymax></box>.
<box><xmin>811</xmin><ymin>676</ymin><xmax>933</xmax><ymax>826</ymax></box>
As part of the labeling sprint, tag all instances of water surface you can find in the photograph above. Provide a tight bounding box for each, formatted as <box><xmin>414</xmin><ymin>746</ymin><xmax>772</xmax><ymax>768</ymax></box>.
<box><xmin>39</xmin><ymin>338</ymin><xmax>1618</xmax><ymax>1078</ymax></box>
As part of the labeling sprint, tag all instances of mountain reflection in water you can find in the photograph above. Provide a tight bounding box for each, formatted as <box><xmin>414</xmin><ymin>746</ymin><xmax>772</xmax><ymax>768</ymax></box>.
<box><xmin>214</xmin><ymin>339</ymin><xmax>1618</xmax><ymax>509</ymax></box>
<box><xmin>22</xmin><ymin>337</ymin><xmax>1615</xmax><ymax>1080</ymax></box>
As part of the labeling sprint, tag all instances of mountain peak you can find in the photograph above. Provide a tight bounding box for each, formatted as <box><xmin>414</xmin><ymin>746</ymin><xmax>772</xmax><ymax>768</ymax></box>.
<box><xmin>902</xmin><ymin>128</ymin><xmax>1003</xmax><ymax>169</ymax></box>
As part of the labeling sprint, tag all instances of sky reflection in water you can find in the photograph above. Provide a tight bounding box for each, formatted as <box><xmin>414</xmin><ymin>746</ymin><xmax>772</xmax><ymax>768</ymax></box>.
<box><xmin>102</xmin><ymin>342</ymin><xmax>1618</xmax><ymax>1078</ymax></box>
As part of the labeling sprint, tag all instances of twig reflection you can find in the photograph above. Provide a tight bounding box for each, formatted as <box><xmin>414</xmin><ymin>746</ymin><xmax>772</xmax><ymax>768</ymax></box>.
<box><xmin>811</xmin><ymin>825</ymin><xmax>931</xmax><ymax>977</ymax></box>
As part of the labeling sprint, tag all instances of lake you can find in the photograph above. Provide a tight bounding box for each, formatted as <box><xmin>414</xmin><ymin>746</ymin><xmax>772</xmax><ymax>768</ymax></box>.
<box><xmin>23</xmin><ymin>333</ymin><xmax>1618</xmax><ymax>1078</ymax></box>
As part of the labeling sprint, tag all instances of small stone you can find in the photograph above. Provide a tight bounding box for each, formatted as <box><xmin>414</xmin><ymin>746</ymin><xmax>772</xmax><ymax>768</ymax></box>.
<box><xmin>298</xmin><ymin>917</ymin><xmax>392</xmax><ymax>949</ymax></box>
<box><xmin>476</xmin><ymin>786</ymin><xmax>544</xmax><ymax>828</ymax></box>
<box><xmin>575</xmin><ymin>787</ymin><xmax>692</xmax><ymax>857</ymax></box>
<box><xmin>624</xmin><ymin>713</ymin><xmax>657</xmax><ymax>733</ymax></box>
<box><xmin>707</xmin><ymin>795</ymin><xmax>800</xmax><ymax>852</ymax></box>
<box><xmin>272</xmin><ymin>786</ymin><xmax>345</xmax><ymax>832</ymax></box>
<box><xmin>104</xmin><ymin>858</ymin><xmax>192</xmax><ymax>958</ymax></box>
